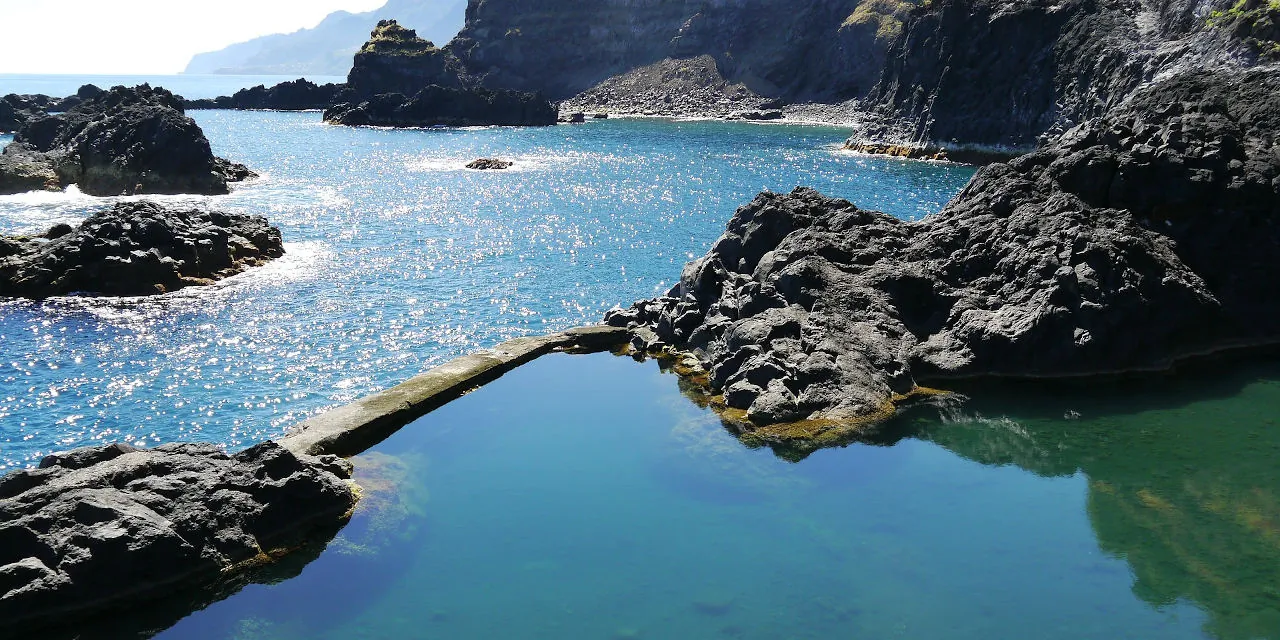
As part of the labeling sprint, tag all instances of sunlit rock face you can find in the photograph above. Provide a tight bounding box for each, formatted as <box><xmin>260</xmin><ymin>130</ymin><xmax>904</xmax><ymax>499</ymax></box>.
<box><xmin>449</xmin><ymin>0</ymin><xmax>877</xmax><ymax>101</ymax></box>
<box><xmin>0</xmin><ymin>441</ymin><xmax>356</xmax><ymax>636</ymax></box>
<box><xmin>611</xmin><ymin>67</ymin><xmax>1280</xmax><ymax>442</ymax></box>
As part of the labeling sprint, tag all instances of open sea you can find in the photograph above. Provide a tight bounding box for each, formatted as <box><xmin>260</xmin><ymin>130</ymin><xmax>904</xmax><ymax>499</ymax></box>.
<box><xmin>2</xmin><ymin>75</ymin><xmax>1278</xmax><ymax>639</ymax></box>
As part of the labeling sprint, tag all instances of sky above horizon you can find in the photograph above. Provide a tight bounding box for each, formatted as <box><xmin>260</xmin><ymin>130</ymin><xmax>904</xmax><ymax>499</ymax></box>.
<box><xmin>0</xmin><ymin>0</ymin><xmax>387</xmax><ymax>75</ymax></box>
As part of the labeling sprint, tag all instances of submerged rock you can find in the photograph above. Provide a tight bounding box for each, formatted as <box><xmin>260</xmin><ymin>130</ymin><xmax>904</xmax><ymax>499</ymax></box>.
<box><xmin>609</xmin><ymin>67</ymin><xmax>1280</xmax><ymax>447</ymax></box>
<box><xmin>0</xmin><ymin>441</ymin><xmax>356</xmax><ymax>636</ymax></box>
<box><xmin>466</xmin><ymin>158</ymin><xmax>513</xmax><ymax>170</ymax></box>
<box><xmin>0</xmin><ymin>201</ymin><xmax>285</xmax><ymax>299</ymax></box>
<box><xmin>0</xmin><ymin>84</ymin><xmax>254</xmax><ymax>196</ymax></box>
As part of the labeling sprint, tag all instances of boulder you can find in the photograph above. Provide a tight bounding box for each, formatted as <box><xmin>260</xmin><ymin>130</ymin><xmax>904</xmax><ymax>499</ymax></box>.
<box><xmin>0</xmin><ymin>201</ymin><xmax>285</xmax><ymax>299</ymax></box>
<box><xmin>0</xmin><ymin>441</ymin><xmax>356</xmax><ymax>636</ymax></box>
<box><xmin>0</xmin><ymin>84</ymin><xmax>254</xmax><ymax>196</ymax></box>
<box><xmin>466</xmin><ymin>158</ymin><xmax>513</xmax><ymax>170</ymax></box>
<box><xmin>608</xmin><ymin>67</ymin><xmax>1280</xmax><ymax>452</ymax></box>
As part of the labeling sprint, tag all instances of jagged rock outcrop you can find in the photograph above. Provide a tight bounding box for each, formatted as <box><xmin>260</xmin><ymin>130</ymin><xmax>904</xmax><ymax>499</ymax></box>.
<box><xmin>0</xmin><ymin>441</ymin><xmax>356</xmax><ymax>636</ymax></box>
<box><xmin>0</xmin><ymin>201</ymin><xmax>285</xmax><ymax>299</ymax></box>
<box><xmin>185</xmin><ymin>79</ymin><xmax>345</xmax><ymax>111</ymax></box>
<box><xmin>850</xmin><ymin>0</ymin><xmax>1262</xmax><ymax>152</ymax></box>
<box><xmin>0</xmin><ymin>86</ymin><xmax>106</xmax><ymax>133</ymax></box>
<box><xmin>323</xmin><ymin>20</ymin><xmax>556</xmax><ymax>128</ymax></box>
<box><xmin>466</xmin><ymin>158</ymin><xmax>512</xmax><ymax>169</ymax></box>
<box><xmin>450</xmin><ymin>0</ymin><xmax>878</xmax><ymax>102</ymax></box>
<box><xmin>0</xmin><ymin>85</ymin><xmax>254</xmax><ymax>196</ymax></box>
<box><xmin>608</xmin><ymin>67</ymin><xmax>1280</xmax><ymax>447</ymax></box>
<box><xmin>348</xmin><ymin>19</ymin><xmax>466</xmax><ymax>98</ymax></box>
<box><xmin>559</xmin><ymin>55</ymin><xmax>774</xmax><ymax>119</ymax></box>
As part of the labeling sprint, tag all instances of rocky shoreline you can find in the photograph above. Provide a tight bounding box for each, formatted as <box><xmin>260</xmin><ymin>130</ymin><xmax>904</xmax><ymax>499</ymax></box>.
<box><xmin>0</xmin><ymin>85</ymin><xmax>254</xmax><ymax>196</ymax></box>
<box><xmin>0</xmin><ymin>326</ymin><xmax>630</xmax><ymax>636</ymax></box>
<box><xmin>0</xmin><ymin>201</ymin><xmax>285</xmax><ymax>299</ymax></box>
<box><xmin>606</xmin><ymin>66</ymin><xmax>1280</xmax><ymax>453</ymax></box>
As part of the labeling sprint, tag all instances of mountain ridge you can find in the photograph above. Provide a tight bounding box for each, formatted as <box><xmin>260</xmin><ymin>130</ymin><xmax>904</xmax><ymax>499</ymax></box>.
<box><xmin>184</xmin><ymin>0</ymin><xmax>466</xmax><ymax>76</ymax></box>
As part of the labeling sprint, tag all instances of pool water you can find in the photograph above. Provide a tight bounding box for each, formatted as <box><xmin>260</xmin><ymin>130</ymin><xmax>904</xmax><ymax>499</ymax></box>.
<box><xmin>148</xmin><ymin>352</ymin><xmax>1280</xmax><ymax>640</ymax></box>
<box><xmin>0</xmin><ymin>113</ymin><xmax>972</xmax><ymax>470</ymax></box>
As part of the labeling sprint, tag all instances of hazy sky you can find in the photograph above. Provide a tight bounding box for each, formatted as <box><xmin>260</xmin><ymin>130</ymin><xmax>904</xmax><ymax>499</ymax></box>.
<box><xmin>0</xmin><ymin>0</ymin><xmax>387</xmax><ymax>74</ymax></box>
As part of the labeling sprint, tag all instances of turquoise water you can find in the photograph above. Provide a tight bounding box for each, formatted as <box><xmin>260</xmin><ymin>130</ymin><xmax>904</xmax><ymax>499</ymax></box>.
<box><xmin>0</xmin><ymin>111</ymin><xmax>972</xmax><ymax>469</ymax></box>
<box><xmin>142</xmin><ymin>352</ymin><xmax>1280</xmax><ymax>640</ymax></box>
<box><xmin>0</xmin><ymin>74</ymin><xmax>347</xmax><ymax>100</ymax></box>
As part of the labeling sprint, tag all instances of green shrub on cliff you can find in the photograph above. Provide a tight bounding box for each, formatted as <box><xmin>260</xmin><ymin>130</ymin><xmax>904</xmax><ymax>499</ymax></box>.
<box><xmin>1207</xmin><ymin>0</ymin><xmax>1280</xmax><ymax>59</ymax></box>
<box><xmin>842</xmin><ymin>0</ymin><xmax>919</xmax><ymax>43</ymax></box>
<box><xmin>359</xmin><ymin>19</ymin><xmax>440</xmax><ymax>57</ymax></box>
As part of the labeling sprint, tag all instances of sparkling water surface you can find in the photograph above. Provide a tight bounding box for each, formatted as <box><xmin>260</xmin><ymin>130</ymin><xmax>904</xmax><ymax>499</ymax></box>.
<box><xmin>0</xmin><ymin>109</ymin><xmax>972</xmax><ymax>469</ymax></box>
<box><xmin>147</xmin><ymin>352</ymin><xmax>1280</xmax><ymax>640</ymax></box>
<box><xmin>0</xmin><ymin>74</ymin><xmax>347</xmax><ymax>100</ymax></box>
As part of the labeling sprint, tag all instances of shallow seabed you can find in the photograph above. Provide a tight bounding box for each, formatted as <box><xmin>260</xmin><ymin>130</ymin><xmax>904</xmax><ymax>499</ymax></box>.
<box><xmin>0</xmin><ymin>113</ymin><xmax>972</xmax><ymax>469</ymax></box>
<box><xmin>150</xmin><ymin>353</ymin><xmax>1280</xmax><ymax>640</ymax></box>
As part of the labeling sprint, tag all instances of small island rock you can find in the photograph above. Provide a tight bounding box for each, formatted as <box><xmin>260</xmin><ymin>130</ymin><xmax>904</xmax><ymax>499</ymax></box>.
<box><xmin>466</xmin><ymin>158</ymin><xmax>513</xmax><ymax>170</ymax></box>
<box><xmin>608</xmin><ymin>67</ymin><xmax>1280</xmax><ymax>452</ymax></box>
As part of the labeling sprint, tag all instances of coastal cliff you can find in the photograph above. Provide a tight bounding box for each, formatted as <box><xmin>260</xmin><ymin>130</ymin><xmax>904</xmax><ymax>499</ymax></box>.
<box><xmin>324</xmin><ymin>20</ymin><xmax>557</xmax><ymax>127</ymax></box>
<box><xmin>449</xmin><ymin>0</ymin><xmax>882</xmax><ymax>101</ymax></box>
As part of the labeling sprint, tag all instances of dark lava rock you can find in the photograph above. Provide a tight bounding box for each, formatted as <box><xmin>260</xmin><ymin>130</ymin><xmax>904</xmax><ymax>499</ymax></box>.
<box><xmin>0</xmin><ymin>441</ymin><xmax>356</xmax><ymax>636</ymax></box>
<box><xmin>0</xmin><ymin>144</ymin><xmax>59</xmax><ymax>194</ymax></box>
<box><xmin>559</xmin><ymin>111</ymin><xmax>586</xmax><ymax>124</ymax></box>
<box><xmin>348</xmin><ymin>20</ymin><xmax>466</xmax><ymax>99</ymax></box>
<box><xmin>321</xmin><ymin>19</ymin><xmax>558</xmax><ymax>128</ymax></box>
<box><xmin>466</xmin><ymin>158</ymin><xmax>513</xmax><ymax>170</ymax></box>
<box><xmin>609</xmin><ymin>67</ymin><xmax>1280</xmax><ymax>443</ymax></box>
<box><xmin>0</xmin><ymin>201</ymin><xmax>285</xmax><ymax>299</ymax></box>
<box><xmin>0</xmin><ymin>84</ymin><xmax>254</xmax><ymax>196</ymax></box>
<box><xmin>323</xmin><ymin>84</ymin><xmax>557</xmax><ymax>128</ymax></box>
<box><xmin>185</xmin><ymin>78</ymin><xmax>344</xmax><ymax>111</ymax></box>
<box><xmin>853</xmin><ymin>0</ymin><xmax>1254</xmax><ymax>151</ymax></box>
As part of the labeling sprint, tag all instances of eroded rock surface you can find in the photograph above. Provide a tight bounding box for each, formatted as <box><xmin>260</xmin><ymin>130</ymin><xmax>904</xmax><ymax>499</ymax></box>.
<box><xmin>0</xmin><ymin>85</ymin><xmax>254</xmax><ymax>196</ymax></box>
<box><xmin>466</xmin><ymin>158</ymin><xmax>512</xmax><ymax>170</ymax></box>
<box><xmin>0</xmin><ymin>201</ymin><xmax>285</xmax><ymax>299</ymax></box>
<box><xmin>322</xmin><ymin>20</ymin><xmax>557</xmax><ymax>128</ymax></box>
<box><xmin>608</xmin><ymin>67</ymin><xmax>1280</xmax><ymax>440</ymax></box>
<box><xmin>0</xmin><ymin>441</ymin><xmax>356</xmax><ymax>635</ymax></box>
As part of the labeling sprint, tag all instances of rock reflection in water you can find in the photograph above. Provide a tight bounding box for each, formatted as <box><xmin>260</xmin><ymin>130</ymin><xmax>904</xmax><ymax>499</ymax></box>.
<box><xmin>899</xmin><ymin>359</ymin><xmax>1280</xmax><ymax>640</ymax></box>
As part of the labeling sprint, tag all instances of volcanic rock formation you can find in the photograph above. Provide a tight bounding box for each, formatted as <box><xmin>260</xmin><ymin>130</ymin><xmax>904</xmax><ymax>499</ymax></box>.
<box><xmin>607</xmin><ymin>67</ymin><xmax>1280</xmax><ymax>446</ymax></box>
<box><xmin>0</xmin><ymin>441</ymin><xmax>356</xmax><ymax>636</ymax></box>
<box><xmin>322</xmin><ymin>20</ymin><xmax>556</xmax><ymax>128</ymax></box>
<box><xmin>185</xmin><ymin>79</ymin><xmax>345</xmax><ymax>111</ymax></box>
<box><xmin>0</xmin><ymin>201</ymin><xmax>285</xmax><ymax>299</ymax></box>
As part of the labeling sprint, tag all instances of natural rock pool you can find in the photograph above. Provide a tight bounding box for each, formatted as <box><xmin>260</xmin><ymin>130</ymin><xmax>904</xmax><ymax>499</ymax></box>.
<box><xmin>0</xmin><ymin>114</ymin><xmax>970</xmax><ymax>469</ymax></box>
<box><xmin>142</xmin><ymin>352</ymin><xmax>1277</xmax><ymax>640</ymax></box>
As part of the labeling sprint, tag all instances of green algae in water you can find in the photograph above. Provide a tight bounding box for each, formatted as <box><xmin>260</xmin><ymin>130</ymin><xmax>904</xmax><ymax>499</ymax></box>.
<box><xmin>153</xmin><ymin>354</ymin><xmax>1280</xmax><ymax>639</ymax></box>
